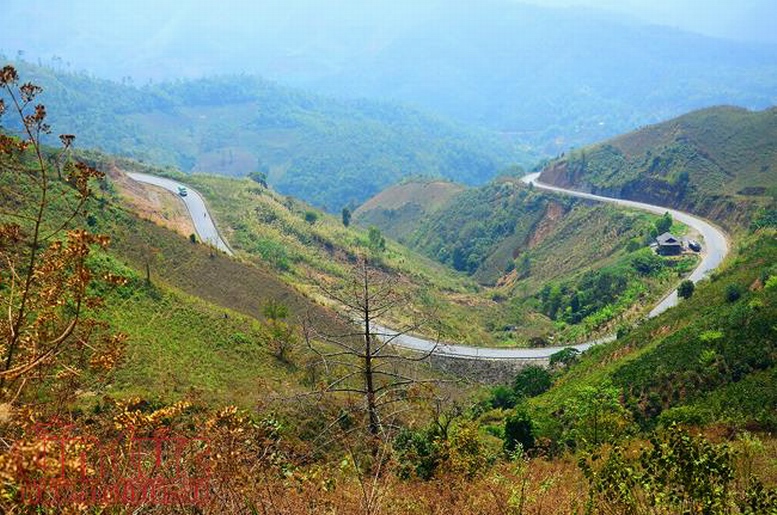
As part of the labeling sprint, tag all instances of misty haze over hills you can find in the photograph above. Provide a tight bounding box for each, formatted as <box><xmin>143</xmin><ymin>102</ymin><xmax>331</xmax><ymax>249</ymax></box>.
<box><xmin>2</xmin><ymin>0</ymin><xmax>777</xmax><ymax>154</ymax></box>
<box><xmin>2</xmin><ymin>4</ymin><xmax>777</xmax><ymax>508</ymax></box>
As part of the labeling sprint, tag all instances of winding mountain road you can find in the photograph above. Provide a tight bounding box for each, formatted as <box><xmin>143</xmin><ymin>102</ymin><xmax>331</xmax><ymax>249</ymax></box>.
<box><xmin>127</xmin><ymin>171</ymin><xmax>729</xmax><ymax>361</ymax></box>
<box><xmin>127</xmin><ymin>172</ymin><xmax>233</xmax><ymax>256</ymax></box>
<box><xmin>377</xmin><ymin>174</ymin><xmax>729</xmax><ymax>360</ymax></box>
<box><xmin>521</xmin><ymin>173</ymin><xmax>730</xmax><ymax>319</ymax></box>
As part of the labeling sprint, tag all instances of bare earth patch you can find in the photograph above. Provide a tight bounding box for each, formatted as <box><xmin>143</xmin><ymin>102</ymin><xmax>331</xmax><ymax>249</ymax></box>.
<box><xmin>109</xmin><ymin>167</ymin><xmax>196</xmax><ymax>238</ymax></box>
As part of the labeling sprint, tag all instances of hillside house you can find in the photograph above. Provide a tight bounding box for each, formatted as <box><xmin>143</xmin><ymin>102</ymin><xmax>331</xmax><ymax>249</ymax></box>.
<box><xmin>656</xmin><ymin>232</ymin><xmax>683</xmax><ymax>255</ymax></box>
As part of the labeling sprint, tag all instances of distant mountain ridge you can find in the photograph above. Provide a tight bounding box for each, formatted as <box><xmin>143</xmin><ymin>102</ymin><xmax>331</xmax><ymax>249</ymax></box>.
<box><xmin>4</xmin><ymin>0</ymin><xmax>775</xmax><ymax>154</ymax></box>
<box><xmin>0</xmin><ymin>62</ymin><xmax>527</xmax><ymax>210</ymax></box>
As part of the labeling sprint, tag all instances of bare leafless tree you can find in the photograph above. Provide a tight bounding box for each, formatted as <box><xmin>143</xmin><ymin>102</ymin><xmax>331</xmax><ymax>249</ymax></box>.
<box><xmin>304</xmin><ymin>258</ymin><xmax>439</xmax><ymax>449</ymax></box>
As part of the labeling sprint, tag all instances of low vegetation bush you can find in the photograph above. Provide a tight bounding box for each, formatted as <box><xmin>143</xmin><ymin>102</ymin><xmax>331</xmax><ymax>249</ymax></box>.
<box><xmin>580</xmin><ymin>425</ymin><xmax>777</xmax><ymax>515</ymax></box>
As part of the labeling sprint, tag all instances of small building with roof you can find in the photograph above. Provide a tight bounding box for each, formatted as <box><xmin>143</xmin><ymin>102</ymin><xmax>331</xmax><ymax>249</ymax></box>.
<box><xmin>656</xmin><ymin>232</ymin><xmax>683</xmax><ymax>255</ymax></box>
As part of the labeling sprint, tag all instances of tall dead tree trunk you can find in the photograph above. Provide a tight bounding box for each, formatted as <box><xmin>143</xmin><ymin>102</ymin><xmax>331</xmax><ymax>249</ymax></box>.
<box><xmin>305</xmin><ymin>257</ymin><xmax>438</xmax><ymax>452</ymax></box>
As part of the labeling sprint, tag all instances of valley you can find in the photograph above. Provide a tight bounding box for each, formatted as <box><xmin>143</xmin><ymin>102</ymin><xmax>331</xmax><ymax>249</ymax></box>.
<box><xmin>126</xmin><ymin>169</ymin><xmax>730</xmax><ymax>362</ymax></box>
<box><xmin>1</xmin><ymin>2</ymin><xmax>776</xmax><ymax>509</ymax></box>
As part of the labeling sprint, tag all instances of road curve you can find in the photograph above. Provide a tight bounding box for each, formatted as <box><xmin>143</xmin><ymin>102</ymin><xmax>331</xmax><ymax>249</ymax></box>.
<box><xmin>374</xmin><ymin>324</ymin><xmax>610</xmax><ymax>361</ymax></box>
<box><xmin>126</xmin><ymin>172</ymin><xmax>233</xmax><ymax>256</ymax></box>
<box><xmin>125</xmin><ymin>172</ymin><xmax>729</xmax><ymax>361</ymax></box>
<box><xmin>521</xmin><ymin>172</ymin><xmax>730</xmax><ymax>318</ymax></box>
<box><xmin>376</xmin><ymin>174</ymin><xmax>729</xmax><ymax>360</ymax></box>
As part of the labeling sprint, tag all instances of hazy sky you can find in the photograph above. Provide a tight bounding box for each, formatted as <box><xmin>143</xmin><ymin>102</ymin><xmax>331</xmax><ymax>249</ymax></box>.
<box><xmin>2</xmin><ymin>0</ymin><xmax>775</xmax><ymax>84</ymax></box>
<box><xmin>520</xmin><ymin>0</ymin><xmax>777</xmax><ymax>44</ymax></box>
<box><xmin>3</xmin><ymin>0</ymin><xmax>777</xmax><ymax>46</ymax></box>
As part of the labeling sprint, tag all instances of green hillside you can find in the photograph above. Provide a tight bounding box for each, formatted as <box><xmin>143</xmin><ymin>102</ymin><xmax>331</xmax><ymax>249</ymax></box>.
<box><xmin>102</xmin><ymin>159</ymin><xmax>508</xmax><ymax>346</ymax></box>
<box><xmin>530</xmin><ymin>228</ymin><xmax>777</xmax><ymax>434</ymax></box>
<box><xmin>353</xmin><ymin>175</ymin><xmax>696</xmax><ymax>344</ymax></box>
<box><xmin>89</xmin><ymin>150</ymin><xmax>776</xmax><ymax>432</ymax></box>
<box><xmin>0</xmin><ymin>155</ymin><xmax>351</xmax><ymax>411</ymax></box>
<box><xmin>353</xmin><ymin>179</ymin><xmax>466</xmax><ymax>242</ymax></box>
<box><xmin>4</xmin><ymin>61</ymin><xmax>530</xmax><ymax>210</ymax></box>
<box><xmin>539</xmin><ymin>106</ymin><xmax>777</xmax><ymax>230</ymax></box>
<box><xmin>2</xmin><ymin>65</ymin><xmax>776</xmax><ymax>514</ymax></box>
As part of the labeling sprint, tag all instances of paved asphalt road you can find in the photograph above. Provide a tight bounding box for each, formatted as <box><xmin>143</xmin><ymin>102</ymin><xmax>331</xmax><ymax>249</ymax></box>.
<box><xmin>126</xmin><ymin>171</ymin><xmax>729</xmax><ymax>361</ymax></box>
<box><xmin>521</xmin><ymin>173</ymin><xmax>730</xmax><ymax>319</ymax></box>
<box><xmin>372</xmin><ymin>324</ymin><xmax>611</xmax><ymax>360</ymax></box>
<box><xmin>376</xmin><ymin>174</ymin><xmax>729</xmax><ymax>360</ymax></box>
<box><xmin>127</xmin><ymin>173</ymin><xmax>233</xmax><ymax>256</ymax></box>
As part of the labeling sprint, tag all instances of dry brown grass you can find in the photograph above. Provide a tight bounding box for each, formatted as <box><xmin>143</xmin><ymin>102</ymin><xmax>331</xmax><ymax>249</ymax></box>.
<box><xmin>109</xmin><ymin>165</ymin><xmax>196</xmax><ymax>237</ymax></box>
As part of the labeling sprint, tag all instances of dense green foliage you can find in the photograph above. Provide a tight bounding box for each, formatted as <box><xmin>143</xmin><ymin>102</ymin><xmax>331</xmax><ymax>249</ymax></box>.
<box><xmin>581</xmin><ymin>426</ymin><xmax>773</xmax><ymax>515</ymax></box>
<box><xmin>536</xmin><ymin>249</ymin><xmax>694</xmax><ymax>326</ymax></box>
<box><xmin>540</xmin><ymin>106</ymin><xmax>777</xmax><ymax>230</ymax></box>
<box><xmin>532</xmin><ymin>229</ymin><xmax>777</xmax><ymax>435</ymax></box>
<box><xmin>751</xmin><ymin>208</ymin><xmax>777</xmax><ymax>231</ymax></box>
<box><xmin>409</xmin><ymin>179</ymin><xmax>549</xmax><ymax>277</ymax></box>
<box><xmin>512</xmin><ymin>366</ymin><xmax>553</xmax><ymax>399</ymax></box>
<box><xmin>678</xmin><ymin>279</ymin><xmax>695</xmax><ymax>299</ymax></box>
<box><xmin>504</xmin><ymin>407</ymin><xmax>535</xmax><ymax>453</ymax></box>
<box><xmin>3</xmin><ymin>61</ymin><xmax>528</xmax><ymax>211</ymax></box>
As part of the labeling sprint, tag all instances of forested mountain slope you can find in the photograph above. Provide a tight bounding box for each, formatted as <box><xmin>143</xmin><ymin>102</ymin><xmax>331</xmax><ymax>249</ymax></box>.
<box><xmin>5</xmin><ymin>1</ymin><xmax>777</xmax><ymax>154</ymax></box>
<box><xmin>531</xmin><ymin>228</ymin><xmax>777</xmax><ymax>434</ymax></box>
<box><xmin>539</xmin><ymin>106</ymin><xmax>777</xmax><ymax>230</ymax></box>
<box><xmin>2</xmin><ymin>61</ymin><xmax>527</xmax><ymax>210</ymax></box>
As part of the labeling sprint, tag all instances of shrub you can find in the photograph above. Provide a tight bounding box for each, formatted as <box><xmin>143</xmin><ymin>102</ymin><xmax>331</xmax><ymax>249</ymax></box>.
<box><xmin>725</xmin><ymin>284</ymin><xmax>742</xmax><ymax>302</ymax></box>
<box><xmin>655</xmin><ymin>212</ymin><xmax>673</xmax><ymax>234</ymax></box>
<box><xmin>489</xmin><ymin>385</ymin><xmax>517</xmax><ymax>409</ymax></box>
<box><xmin>560</xmin><ymin>383</ymin><xmax>631</xmax><ymax>448</ymax></box>
<box><xmin>678</xmin><ymin>279</ymin><xmax>695</xmax><ymax>299</ymax></box>
<box><xmin>549</xmin><ymin>347</ymin><xmax>580</xmax><ymax>368</ymax></box>
<box><xmin>248</xmin><ymin>171</ymin><xmax>268</xmax><ymax>187</ymax></box>
<box><xmin>504</xmin><ymin>407</ymin><xmax>535</xmax><ymax>454</ymax></box>
<box><xmin>631</xmin><ymin>248</ymin><xmax>664</xmax><ymax>276</ymax></box>
<box><xmin>512</xmin><ymin>365</ymin><xmax>552</xmax><ymax>398</ymax></box>
<box><xmin>580</xmin><ymin>425</ymin><xmax>747</xmax><ymax>514</ymax></box>
<box><xmin>368</xmin><ymin>226</ymin><xmax>386</xmax><ymax>253</ymax></box>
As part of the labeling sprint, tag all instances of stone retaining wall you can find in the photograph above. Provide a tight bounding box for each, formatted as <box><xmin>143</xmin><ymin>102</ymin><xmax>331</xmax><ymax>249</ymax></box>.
<box><xmin>427</xmin><ymin>354</ymin><xmax>549</xmax><ymax>384</ymax></box>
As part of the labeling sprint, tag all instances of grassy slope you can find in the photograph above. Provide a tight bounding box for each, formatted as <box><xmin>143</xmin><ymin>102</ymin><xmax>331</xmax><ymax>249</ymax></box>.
<box><xmin>532</xmin><ymin>228</ymin><xmax>777</xmax><ymax>432</ymax></box>
<box><xmin>102</xmin><ymin>271</ymin><xmax>291</xmax><ymax>409</ymax></box>
<box><xmin>539</xmin><ymin>106</ymin><xmax>777</xmax><ymax>231</ymax></box>
<box><xmin>96</xmin><ymin>186</ymin><xmax>344</xmax><ymax>336</ymax></box>
<box><xmin>92</xmin><ymin>181</ymin><xmax>467</xmax><ymax>417</ymax></box>
<box><xmin>348</xmin><ymin>175</ymin><xmax>698</xmax><ymax>344</ymax></box>
<box><xmin>110</xmin><ymin>166</ymin><xmax>504</xmax><ymax>346</ymax></box>
<box><xmin>353</xmin><ymin>180</ymin><xmax>465</xmax><ymax>242</ymax></box>
<box><xmin>0</xmin><ymin>157</ymin><xmax>344</xmax><ymax>411</ymax></box>
<box><xmin>96</xmin><ymin>200</ymin><xmax>365</xmax><ymax>409</ymax></box>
